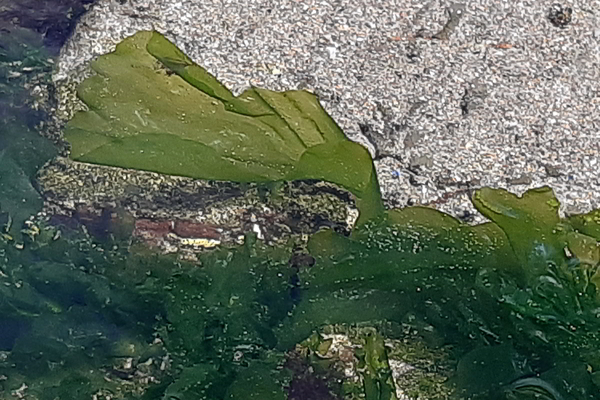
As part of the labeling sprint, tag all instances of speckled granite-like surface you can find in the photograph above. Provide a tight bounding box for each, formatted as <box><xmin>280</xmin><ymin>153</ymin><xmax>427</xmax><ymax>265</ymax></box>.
<box><xmin>54</xmin><ymin>0</ymin><xmax>600</xmax><ymax>222</ymax></box>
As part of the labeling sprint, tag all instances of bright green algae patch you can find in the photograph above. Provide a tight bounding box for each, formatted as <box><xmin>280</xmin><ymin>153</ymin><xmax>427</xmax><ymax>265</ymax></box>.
<box><xmin>65</xmin><ymin>31</ymin><xmax>382</xmax><ymax>224</ymax></box>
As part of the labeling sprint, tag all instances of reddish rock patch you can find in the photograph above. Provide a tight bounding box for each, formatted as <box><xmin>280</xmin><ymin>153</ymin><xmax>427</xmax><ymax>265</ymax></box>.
<box><xmin>134</xmin><ymin>219</ymin><xmax>172</xmax><ymax>239</ymax></box>
<box><xmin>172</xmin><ymin>220</ymin><xmax>221</xmax><ymax>239</ymax></box>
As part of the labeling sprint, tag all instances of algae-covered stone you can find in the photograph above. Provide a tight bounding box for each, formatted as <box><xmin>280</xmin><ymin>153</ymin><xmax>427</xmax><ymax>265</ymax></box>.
<box><xmin>289</xmin><ymin>324</ymin><xmax>454</xmax><ymax>400</ymax></box>
<box><xmin>37</xmin><ymin>157</ymin><xmax>360</xmax><ymax>257</ymax></box>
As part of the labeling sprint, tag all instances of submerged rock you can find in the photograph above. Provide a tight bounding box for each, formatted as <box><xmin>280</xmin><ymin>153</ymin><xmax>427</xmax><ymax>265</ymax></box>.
<box><xmin>37</xmin><ymin>157</ymin><xmax>359</xmax><ymax>258</ymax></box>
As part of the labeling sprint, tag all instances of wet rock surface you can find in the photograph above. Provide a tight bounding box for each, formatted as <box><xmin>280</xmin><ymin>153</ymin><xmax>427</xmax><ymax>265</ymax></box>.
<box><xmin>37</xmin><ymin>158</ymin><xmax>359</xmax><ymax>258</ymax></box>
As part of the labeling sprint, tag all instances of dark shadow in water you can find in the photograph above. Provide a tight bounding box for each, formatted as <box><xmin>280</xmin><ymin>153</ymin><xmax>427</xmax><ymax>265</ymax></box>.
<box><xmin>0</xmin><ymin>0</ymin><xmax>96</xmax><ymax>52</ymax></box>
<box><xmin>0</xmin><ymin>317</ymin><xmax>31</xmax><ymax>351</ymax></box>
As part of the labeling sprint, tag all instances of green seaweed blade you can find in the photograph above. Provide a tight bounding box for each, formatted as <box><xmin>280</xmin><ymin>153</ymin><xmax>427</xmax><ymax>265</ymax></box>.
<box><xmin>472</xmin><ymin>187</ymin><xmax>566</xmax><ymax>271</ymax></box>
<box><xmin>65</xmin><ymin>31</ymin><xmax>383</xmax><ymax>224</ymax></box>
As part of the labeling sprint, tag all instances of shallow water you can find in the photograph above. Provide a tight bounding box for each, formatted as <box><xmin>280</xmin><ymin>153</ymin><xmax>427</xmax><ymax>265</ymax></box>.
<box><xmin>1</xmin><ymin>5</ymin><xmax>600</xmax><ymax>400</ymax></box>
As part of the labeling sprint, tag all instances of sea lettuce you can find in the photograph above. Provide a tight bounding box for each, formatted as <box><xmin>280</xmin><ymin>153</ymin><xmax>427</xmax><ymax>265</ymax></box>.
<box><xmin>3</xmin><ymin>186</ymin><xmax>598</xmax><ymax>399</ymax></box>
<box><xmin>283</xmin><ymin>187</ymin><xmax>600</xmax><ymax>399</ymax></box>
<box><xmin>65</xmin><ymin>31</ymin><xmax>382</xmax><ymax>224</ymax></box>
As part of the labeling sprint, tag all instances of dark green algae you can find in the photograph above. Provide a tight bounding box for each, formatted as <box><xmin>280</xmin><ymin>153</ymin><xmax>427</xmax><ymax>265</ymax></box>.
<box><xmin>3</xmin><ymin>185</ymin><xmax>599</xmax><ymax>400</ymax></box>
<box><xmin>1</xmin><ymin>30</ymin><xmax>600</xmax><ymax>400</ymax></box>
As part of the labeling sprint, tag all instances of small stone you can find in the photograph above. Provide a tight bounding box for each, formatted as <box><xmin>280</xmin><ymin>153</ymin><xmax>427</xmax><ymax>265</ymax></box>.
<box><xmin>548</xmin><ymin>4</ymin><xmax>573</xmax><ymax>28</ymax></box>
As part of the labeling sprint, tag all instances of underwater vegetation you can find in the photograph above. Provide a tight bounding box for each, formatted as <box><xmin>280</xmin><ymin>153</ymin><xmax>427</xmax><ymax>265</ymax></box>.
<box><xmin>1</xmin><ymin>30</ymin><xmax>599</xmax><ymax>399</ymax></box>
<box><xmin>0</xmin><ymin>25</ymin><xmax>57</xmax><ymax>236</ymax></box>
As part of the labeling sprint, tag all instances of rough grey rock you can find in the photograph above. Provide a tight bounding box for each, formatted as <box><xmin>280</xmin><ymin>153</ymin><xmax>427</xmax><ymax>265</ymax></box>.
<box><xmin>53</xmin><ymin>0</ymin><xmax>600</xmax><ymax>222</ymax></box>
